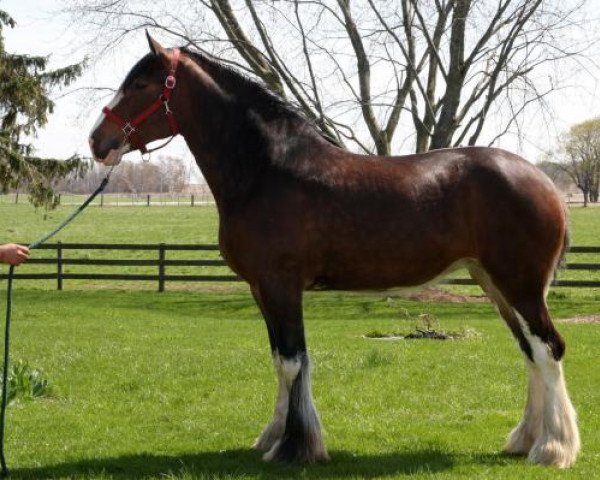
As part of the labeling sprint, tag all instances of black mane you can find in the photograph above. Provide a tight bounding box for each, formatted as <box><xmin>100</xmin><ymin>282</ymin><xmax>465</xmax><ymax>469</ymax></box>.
<box><xmin>181</xmin><ymin>48</ymin><xmax>341</xmax><ymax>147</ymax></box>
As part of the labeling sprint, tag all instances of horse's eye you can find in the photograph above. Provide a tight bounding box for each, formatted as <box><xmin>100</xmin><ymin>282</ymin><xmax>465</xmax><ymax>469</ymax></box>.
<box><xmin>133</xmin><ymin>80</ymin><xmax>149</xmax><ymax>90</ymax></box>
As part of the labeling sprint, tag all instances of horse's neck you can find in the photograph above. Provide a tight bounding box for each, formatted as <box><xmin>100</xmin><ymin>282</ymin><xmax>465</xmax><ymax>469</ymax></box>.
<box><xmin>180</xmin><ymin>105</ymin><xmax>264</xmax><ymax>209</ymax></box>
<box><xmin>178</xmin><ymin>75</ymin><xmax>325</xmax><ymax>210</ymax></box>
<box><xmin>178</xmin><ymin>57</ymin><xmax>336</xmax><ymax>210</ymax></box>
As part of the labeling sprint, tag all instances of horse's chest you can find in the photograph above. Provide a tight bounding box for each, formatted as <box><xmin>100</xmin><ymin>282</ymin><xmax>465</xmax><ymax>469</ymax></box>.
<box><xmin>218</xmin><ymin>221</ymin><xmax>267</xmax><ymax>280</ymax></box>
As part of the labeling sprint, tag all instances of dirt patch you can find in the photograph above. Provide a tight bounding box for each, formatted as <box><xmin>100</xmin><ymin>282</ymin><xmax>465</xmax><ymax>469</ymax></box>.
<box><xmin>364</xmin><ymin>327</ymin><xmax>481</xmax><ymax>341</ymax></box>
<box><xmin>402</xmin><ymin>288</ymin><xmax>489</xmax><ymax>303</ymax></box>
<box><xmin>558</xmin><ymin>315</ymin><xmax>600</xmax><ymax>324</ymax></box>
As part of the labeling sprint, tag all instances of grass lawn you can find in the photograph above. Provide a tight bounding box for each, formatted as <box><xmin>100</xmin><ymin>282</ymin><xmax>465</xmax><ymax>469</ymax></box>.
<box><xmin>0</xmin><ymin>289</ymin><xmax>598</xmax><ymax>480</ymax></box>
<box><xmin>0</xmin><ymin>202</ymin><xmax>598</xmax><ymax>478</ymax></box>
<box><xmin>0</xmin><ymin>201</ymin><xmax>597</xmax><ymax>245</ymax></box>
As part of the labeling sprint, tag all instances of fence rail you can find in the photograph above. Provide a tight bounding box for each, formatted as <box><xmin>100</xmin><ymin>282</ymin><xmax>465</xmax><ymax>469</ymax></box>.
<box><xmin>1</xmin><ymin>243</ymin><xmax>599</xmax><ymax>291</ymax></box>
<box><xmin>0</xmin><ymin>192</ymin><xmax>215</xmax><ymax>207</ymax></box>
<box><xmin>2</xmin><ymin>191</ymin><xmax>593</xmax><ymax>207</ymax></box>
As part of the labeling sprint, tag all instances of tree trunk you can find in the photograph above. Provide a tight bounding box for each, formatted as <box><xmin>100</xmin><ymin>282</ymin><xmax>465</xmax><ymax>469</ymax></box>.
<box><xmin>429</xmin><ymin>0</ymin><xmax>471</xmax><ymax>150</ymax></box>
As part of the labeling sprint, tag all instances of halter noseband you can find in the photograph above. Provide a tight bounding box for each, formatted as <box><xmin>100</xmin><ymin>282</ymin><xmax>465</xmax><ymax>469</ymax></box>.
<box><xmin>102</xmin><ymin>48</ymin><xmax>181</xmax><ymax>158</ymax></box>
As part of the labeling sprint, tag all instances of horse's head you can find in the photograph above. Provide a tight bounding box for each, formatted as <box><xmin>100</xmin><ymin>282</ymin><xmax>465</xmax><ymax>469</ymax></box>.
<box><xmin>89</xmin><ymin>33</ymin><xmax>181</xmax><ymax>165</ymax></box>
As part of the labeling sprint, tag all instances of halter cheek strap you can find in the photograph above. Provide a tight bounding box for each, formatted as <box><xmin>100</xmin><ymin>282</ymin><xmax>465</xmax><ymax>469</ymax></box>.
<box><xmin>103</xmin><ymin>48</ymin><xmax>181</xmax><ymax>156</ymax></box>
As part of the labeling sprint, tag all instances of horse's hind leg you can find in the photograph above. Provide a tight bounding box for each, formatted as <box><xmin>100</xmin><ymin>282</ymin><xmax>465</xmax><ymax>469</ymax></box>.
<box><xmin>468</xmin><ymin>264</ymin><xmax>580</xmax><ymax>468</ymax></box>
<box><xmin>251</xmin><ymin>281</ymin><xmax>328</xmax><ymax>464</ymax></box>
<box><xmin>469</xmin><ymin>265</ymin><xmax>544</xmax><ymax>454</ymax></box>
<box><xmin>510</xmin><ymin>299</ymin><xmax>580</xmax><ymax>468</ymax></box>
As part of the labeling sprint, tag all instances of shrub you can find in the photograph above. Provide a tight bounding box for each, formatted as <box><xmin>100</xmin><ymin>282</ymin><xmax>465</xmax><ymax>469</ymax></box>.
<box><xmin>0</xmin><ymin>360</ymin><xmax>55</xmax><ymax>406</ymax></box>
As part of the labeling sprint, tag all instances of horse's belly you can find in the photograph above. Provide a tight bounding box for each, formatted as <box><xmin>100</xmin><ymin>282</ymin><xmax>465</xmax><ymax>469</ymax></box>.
<box><xmin>309</xmin><ymin>247</ymin><xmax>471</xmax><ymax>291</ymax></box>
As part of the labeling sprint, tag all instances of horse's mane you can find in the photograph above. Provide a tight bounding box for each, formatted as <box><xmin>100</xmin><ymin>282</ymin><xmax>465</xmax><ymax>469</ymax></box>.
<box><xmin>181</xmin><ymin>47</ymin><xmax>341</xmax><ymax>147</ymax></box>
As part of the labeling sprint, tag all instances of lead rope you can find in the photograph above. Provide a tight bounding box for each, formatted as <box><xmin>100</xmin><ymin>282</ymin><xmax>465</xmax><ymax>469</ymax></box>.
<box><xmin>0</xmin><ymin>164</ymin><xmax>115</xmax><ymax>477</ymax></box>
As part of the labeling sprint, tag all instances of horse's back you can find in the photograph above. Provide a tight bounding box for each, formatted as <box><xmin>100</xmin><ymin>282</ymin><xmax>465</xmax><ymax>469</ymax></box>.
<box><xmin>318</xmin><ymin>146</ymin><xmax>567</xmax><ymax>289</ymax></box>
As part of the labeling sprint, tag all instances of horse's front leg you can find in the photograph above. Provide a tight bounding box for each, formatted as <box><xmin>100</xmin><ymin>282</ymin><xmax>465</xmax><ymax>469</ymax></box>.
<box><xmin>251</xmin><ymin>286</ymin><xmax>287</xmax><ymax>452</ymax></box>
<box><xmin>251</xmin><ymin>281</ymin><xmax>329</xmax><ymax>464</ymax></box>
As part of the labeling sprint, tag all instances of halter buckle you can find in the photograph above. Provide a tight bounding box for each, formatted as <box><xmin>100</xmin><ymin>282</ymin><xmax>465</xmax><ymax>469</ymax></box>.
<box><xmin>122</xmin><ymin>123</ymin><xmax>136</xmax><ymax>137</ymax></box>
<box><xmin>165</xmin><ymin>75</ymin><xmax>176</xmax><ymax>89</ymax></box>
<box><xmin>164</xmin><ymin>100</ymin><xmax>173</xmax><ymax>115</ymax></box>
<box><xmin>141</xmin><ymin>151</ymin><xmax>151</xmax><ymax>162</ymax></box>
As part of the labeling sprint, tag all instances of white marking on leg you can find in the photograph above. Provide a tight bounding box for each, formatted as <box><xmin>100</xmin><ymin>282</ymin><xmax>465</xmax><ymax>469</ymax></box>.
<box><xmin>277</xmin><ymin>353</ymin><xmax>301</xmax><ymax>388</ymax></box>
<box><xmin>254</xmin><ymin>352</ymin><xmax>293</xmax><ymax>452</ymax></box>
<box><xmin>504</xmin><ymin>359</ymin><xmax>544</xmax><ymax>454</ymax></box>
<box><xmin>514</xmin><ymin>311</ymin><xmax>580</xmax><ymax>468</ymax></box>
<box><xmin>262</xmin><ymin>353</ymin><xmax>301</xmax><ymax>461</ymax></box>
<box><xmin>263</xmin><ymin>352</ymin><xmax>329</xmax><ymax>463</ymax></box>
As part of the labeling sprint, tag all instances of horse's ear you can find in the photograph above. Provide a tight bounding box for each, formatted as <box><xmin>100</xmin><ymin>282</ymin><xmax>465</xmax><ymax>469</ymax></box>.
<box><xmin>146</xmin><ymin>30</ymin><xmax>166</xmax><ymax>56</ymax></box>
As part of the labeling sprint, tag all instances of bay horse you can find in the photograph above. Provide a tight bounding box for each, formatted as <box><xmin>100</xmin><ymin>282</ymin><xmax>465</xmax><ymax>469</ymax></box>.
<box><xmin>89</xmin><ymin>34</ymin><xmax>580</xmax><ymax>468</ymax></box>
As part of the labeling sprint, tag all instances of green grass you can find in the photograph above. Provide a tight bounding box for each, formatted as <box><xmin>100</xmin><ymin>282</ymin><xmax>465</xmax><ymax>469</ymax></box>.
<box><xmin>568</xmin><ymin>207</ymin><xmax>600</xmax><ymax>245</ymax></box>
<box><xmin>0</xmin><ymin>290</ymin><xmax>597</xmax><ymax>479</ymax></box>
<box><xmin>0</xmin><ymin>202</ymin><xmax>598</xmax><ymax>478</ymax></box>
<box><xmin>0</xmin><ymin>203</ymin><xmax>219</xmax><ymax>244</ymax></box>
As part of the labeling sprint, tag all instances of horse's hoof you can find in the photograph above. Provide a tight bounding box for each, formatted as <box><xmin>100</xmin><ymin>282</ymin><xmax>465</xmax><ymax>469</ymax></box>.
<box><xmin>253</xmin><ymin>423</ymin><xmax>284</xmax><ymax>452</ymax></box>
<box><xmin>527</xmin><ymin>437</ymin><xmax>579</xmax><ymax>468</ymax></box>
<box><xmin>262</xmin><ymin>435</ymin><xmax>330</xmax><ymax>464</ymax></box>
<box><xmin>503</xmin><ymin>425</ymin><xmax>537</xmax><ymax>456</ymax></box>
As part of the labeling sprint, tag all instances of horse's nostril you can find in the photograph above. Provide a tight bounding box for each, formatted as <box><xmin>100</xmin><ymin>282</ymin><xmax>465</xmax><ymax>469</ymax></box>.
<box><xmin>91</xmin><ymin>137</ymin><xmax>121</xmax><ymax>161</ymax></box>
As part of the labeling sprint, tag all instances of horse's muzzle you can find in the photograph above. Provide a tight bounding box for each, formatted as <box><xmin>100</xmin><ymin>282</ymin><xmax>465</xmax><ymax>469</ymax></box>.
<box><xmin>89</xmin><ymin>136</ymin><xmax>126</xmax><ymax>165</ymax></box>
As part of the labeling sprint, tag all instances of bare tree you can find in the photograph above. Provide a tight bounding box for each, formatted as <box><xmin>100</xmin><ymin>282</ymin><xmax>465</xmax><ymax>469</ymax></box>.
<box><xmin>536</xmin><ymin>156</ymin><xmax>575</xmax><ymax>192</ymax></box>
<box><xmin>65</xmin><ymin>0</ymin><xmax>592</xmax><ymax>155</ymax></box>
<box><xmin>158</xmin><ymin>156</ymin><xmax>188</xmax><ymax>194</ymax></box>
<box><xmin>555</xmin><ymin>117</ymin><xmax>600</xmax><ymax>207</ymax></box>
<box><xmin>56</xmin><ymin>156</ymin><xmax>189</xmax><ymax>194</ymax></box>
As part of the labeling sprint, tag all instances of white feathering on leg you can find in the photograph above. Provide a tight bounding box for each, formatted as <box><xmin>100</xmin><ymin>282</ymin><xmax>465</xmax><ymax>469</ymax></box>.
<box><xmin>514</xmin><ymin>311</ymin><xmax>580</xmax><ymax>468</ymax></box>
<box><xmin>253</xmin><ymin>352</ymin><xmax>294</xmax><ymax>452</ymax></box>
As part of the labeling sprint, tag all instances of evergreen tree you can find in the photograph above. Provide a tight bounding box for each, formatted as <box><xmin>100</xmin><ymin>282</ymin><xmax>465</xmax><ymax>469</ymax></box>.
<box><xmin>0</xmin><ymin>9</ymin><xmax>86</xmax><ymax>208</ymax></box>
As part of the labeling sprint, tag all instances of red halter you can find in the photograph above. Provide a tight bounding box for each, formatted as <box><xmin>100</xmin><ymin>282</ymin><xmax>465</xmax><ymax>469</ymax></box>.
<box><xmin>102</xmin><ymin>48</ymin><xmax>181</xmax><ymax>157</ymax></box>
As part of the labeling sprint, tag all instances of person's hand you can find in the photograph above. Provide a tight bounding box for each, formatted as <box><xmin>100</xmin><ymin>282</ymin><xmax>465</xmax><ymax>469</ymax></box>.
<box><xmin>0</xmin><ymin>244</ymin><xmax>30</xmax><ymax>266</ymax></box>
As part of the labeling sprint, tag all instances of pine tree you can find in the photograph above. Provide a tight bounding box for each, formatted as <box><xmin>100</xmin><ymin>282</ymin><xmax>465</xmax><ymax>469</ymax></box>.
<box><xmin>0</xmin><ymin>9</ymin><xmax>86</xmax><ymax>208</ymax></box>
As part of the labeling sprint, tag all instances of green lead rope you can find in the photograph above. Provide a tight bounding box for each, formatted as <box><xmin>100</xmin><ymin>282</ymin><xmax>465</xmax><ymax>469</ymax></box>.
<box><xmin>0</xmin><ymin>165</ymin><xmax>115</xmax><ymax>477</ymax></box>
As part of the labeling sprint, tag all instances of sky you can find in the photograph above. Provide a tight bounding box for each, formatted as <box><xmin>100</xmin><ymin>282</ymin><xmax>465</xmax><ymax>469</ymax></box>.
<box><xmin>3</xmin><ymin>0</ymin><xmax>195</xmax><ymax>174</ymax></box>
<box><xmin>3</xmin><ymin>0</ymin><xmax>600</xmax><ymax>168</ymax></box>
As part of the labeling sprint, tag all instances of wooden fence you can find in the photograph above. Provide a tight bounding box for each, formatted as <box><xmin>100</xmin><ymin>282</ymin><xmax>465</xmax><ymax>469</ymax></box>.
<box><xmin>1</xmin><ymin>243</ymin><xmax>599</xmax><ymax>292</ymax></box>
<box><xmin>0</xmin><ymin>192</ymin><xmax>215</xmax><ymax>207</ymax></box>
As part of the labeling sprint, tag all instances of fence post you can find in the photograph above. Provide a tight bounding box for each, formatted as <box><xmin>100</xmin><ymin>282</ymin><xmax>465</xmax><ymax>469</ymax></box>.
<box><xmin>100</xmin><ymin>194</ymin><xmax>104</xmax><ymax>208</ymax></box>
<box><xmin>14</xmin><ymin>192</ymin><xmax>18</xmax><ymax>204</ymax></box>
<box><xmin>191</xmin><ymin>194</ymin><xmax>195</xmax><ymax>207</ymax></box>
<box><xmin>57</xmin><ymin>241</ymin><xmax>63</xmax><ymax>291</ymax></box>
<box><xmin>158</xmin><ymin>243</ymin><xmax>166</xmax><ymax>292</ymax></box>
<box><xmin>147</xmin><ymin>194</ymin><xmax>151</xmax><ymax>207</ymax></box>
